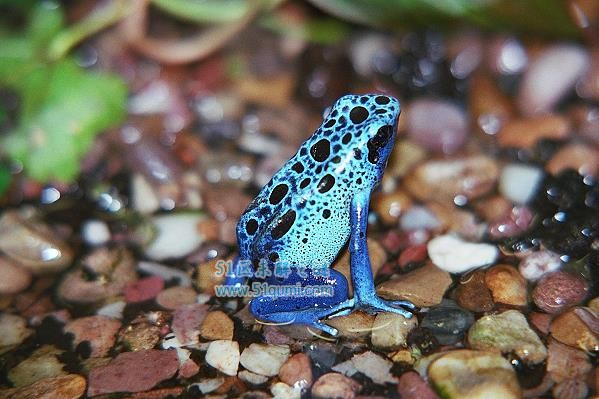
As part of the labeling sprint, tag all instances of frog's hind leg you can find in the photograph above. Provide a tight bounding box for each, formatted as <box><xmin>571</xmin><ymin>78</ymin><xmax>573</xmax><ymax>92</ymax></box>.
<box><xmin>349</xmin><ymin>191</ymin><xmax>416</xmax><ymax>317</ymax></box>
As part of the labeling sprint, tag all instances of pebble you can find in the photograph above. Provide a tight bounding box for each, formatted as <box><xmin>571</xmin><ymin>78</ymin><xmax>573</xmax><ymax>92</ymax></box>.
<box><xmin>81</xmin><ymin>219</ymin><xmax>111</xmax><ymax>246</ymax></box>
<box><xmin>399</xmin><ymin>205</ymin><xmax>440</xmax><ymax>231</ymax></box>
<box><xmin>546</xmin><ymin>143</ymin><xmax>599</xmax><ymax>177</ymax></box>
<box><xmin>171</xmin><ymin>303</ymin><xmax>208</xmax><ymax>346</ymax></box>
<box><xmin>119</xmin><ymin>322</ymin><xmax>161</xmax><ymax>351</ymax></box>
<box><xmin>552</xmin><ymin>379</ymin><xmax>588</xmax><ymax>399</ymax></box>
<box><xmin>0</xmin><ymin>374</ymin><xmax>86</xmax><ymax>399</ymax></box>
<box><xmin>64</xmin><ymin>316</ymin><xmax>121</xmax><ymax>357</ymax></box>
<box><xmin>270</xmin><ymin>382</ymin><xmax>301</xmax><ymax>399</ymax></box>
<box><xmin>428</xmin><ymin>349</ymin><xmax>521</xmax><ymax>399</ymax></box>
<box><xmin>8</xmin><ymin>346</ymin><xmax>67</xmax><ymax>387</ymax></box>
<box><xmin>469</xmin><ymin>72</ymin><xmax>514</xmax><ymax>135</ymax></box>
<box><xmin>377</xmin><ymin>262</ymin><xmax>452</xmax><ymax>307</ymax></box>
<box><xmin>484</xmin><ymin>264</ymin><xmax>527</xmax><ymax>306</ymax></box>
<box><xmin>547</xmin><ymin>338</ymin><xmax>591</xmax><ymax>384</ymax></box>
<box><xmin>155</xmin><ymin>286</ymin><xmax>197</xmax><ymax>310</ymax></box>
<box><xmin>0</xmin><ymin>313</ymin><xmax>33</xmax><ymax>354</ymax></box>
<box><xmin>238</xmin><ymin>370</ymin><xmax>269</xmax><ymax>385</ymax></box>
<box><xmin>205</xmin><ymin>340</ymin><xmax>240</xmax><ymax>376</ymax></box>
<box><xmin>138</xmin><ymin>260</ymin><xmax>192</xmax><ymax>288</ymax></box>
<box><xmin>177</xmin><ymin>347</ymin><xmax>200</xmax><ymax>379</ymax></box>
<box><xmin>499</xmin><ymin>163</ymin><xmax>544</xmax><ymax>204</ymax></box>
<box><xmin>427</xmin><ymin>202</ymin><xmax>486</xmax><ymax>242</ymax></box>
<box><xmin>386</xmin><ymin>139</ymin><xmax>427</xmax><ymax>179</ymax></box>
<box><xmin>191</xmin><ymin>377</ymin><xmax>225</xmax><ymax>394</ymax></box>
<box><xmin>371</xmin><ymin>312</ymin><xmax>418</xmax><ymax>349</ymax></box>
<box><xmin>371</xmin><ymin>190</ymin><xmax>413</xmax><ymax>225</ymax></box>
<box><xmin>196</xmin><ymin>258</ymin><xmax>227</xmax><ymax>295</ymax></box>
<box><xmin>454</xmin><ymin>270</ymin><xmax>494</xmax><ymax>312</ymax></box>
<box><xmin>404</xmin><ymin>155</ymin><xmax>499</xmax><ymax>202</ymax></box>
<box><xmin>397</xmin><ymin>371</ymin><xmax>440</xmax><ymax>399</ymax></box>
<box><xmin>532</xmin><ymin>272</ymin><xmax>588</xmax><ymax>314</ymax></box>
<box><xmin>487</xmin><ymin>205</ymin><xmax>534</xmax><ymax>240</ymax></box>
<box><xmin>87</xmin><ymin>349</ymin><xmax>179</xmax><ymax>396</ymax></box>
<box><xmin>518</xmin><ymin>250</ymin><xmax>562</xmax><ymax>281</ymax></box>
<box><xmin>124</xmin><ymin>276</ymin><xmax>165</xmax><ymax>303</ymax></box>
<box><xmin>0</xmin><ymin>210</ymin><xmax>73</xmax><ymax>274</ymax></box>
<box><xmin>200</xmin><ymin>310</ymin><xmax>234</xmax><ymax>341</ymax></box>
<box><xmin>143</xmin><ymin>213</ymin><xmax>207</xmax><ymax>260</ymax></box>
<box><xmin>421</xmin><ymin>301</ymin><xmax>474</xmax><ymax>345</ymax></box>
<box><xmin>326</xmin><ymin>311</ymin><xmax>375</xmax><ymax>339</ymax></box>
<box><xmin>529</xmin><ymin>311</ymin><xmax>552</xmax><ymax>335</ymax></box>
<box><xmin>278</xmin><ymin>353</ymin><xmax>313</xmax><ymax>389</ymax></box>
<box><xmin>498</xmin><ymin>114</ymin><xmax>571</xmax><ymax>149</ymax></box>
<box><xmin>0</xmin><ymin>257</ymin><xmax>32</xmax><ymax>295</ymax></box>
<box><xmin>58</xmin><ymin>247</ymin><xmax>137</xmax><ymax>304</ymax></box>
<box><xmin>350</xmin><ymin>351</ymin><xmax>396</xmax><ymax>384</ymax></box>
<box><xmin>239</xmin><ymin>344</ymin><xmax>290</xmax><ymax>377</ymax></box>
<box><xmin>517</xmin><ymin>44</ymin><xmax>589</xmax><ymax>116</ymax></box>
<box><xmin>468</xmin><ymin>310</ymin><xmax>547</xmax><ymax>364</ymax></box>
<box><xmin>311</xmin><ymin>373</ymin><xmax>361</xmax><ymax>399</ymax></box>
<box><xmin>405</xmin><ymin>98</ymin><xmax>468</xmax><ymax>154</ymax></box>
<box><xmin>398</xmin><ymin>244</ymin><xmax>428</xmax><ymax>270</ymax></box>
<box><xmin>578</xmin><ymin>48</ymin><xmax>599</xmax><ymax>100</ymax></box>
<box><xmin>427</xmin><ymin>234</ymin><xmax>498</xmax><ymax>273</ymax></box>
<box><xmin>486</xmin><ymin>35</ymin><xmax>528</xmax><ymax>75</ymax></box>
<box><xmin>550</xmin><ymin>309</ymin><xmax>599</xmax><ymax>351</ymax></box>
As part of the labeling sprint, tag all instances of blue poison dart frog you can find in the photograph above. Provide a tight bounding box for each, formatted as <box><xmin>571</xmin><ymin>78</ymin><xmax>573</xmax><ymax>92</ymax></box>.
<box><xmin>225</xmin><ymin>94</ymin><xmax>415</xmax><ymax>336</ymax></box>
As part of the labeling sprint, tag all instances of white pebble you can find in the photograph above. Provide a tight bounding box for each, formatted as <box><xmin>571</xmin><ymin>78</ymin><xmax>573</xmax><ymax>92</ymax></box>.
<box><xmin>191</xmin><ymin>377</ymin><xmax>225</xmax><ymax>394</ymax></box>
<box><xmin>427</xmin><ymin>234</ymin><xmax>498</xmax><ymax>273</ymax></box>
<box><xmin>131</xmin><ymin>173</ymin><xmax>160</xmax><ymax>214</ymax></box>
<box><xmin>96</xmin><ymin>301</ymin><xmax>126</xmax><ymax>319</ymax></box>
<box><xmin>205</xmin><ymin>340</ymin><xmax>240</xmax><ymax>376</ymax></box>
<box><xmin>499</xmin><ymin>164</ymin><xmax>544</xmax><ymax>204</ymax></box>
<box><xmin>81</xmin><ymin>219</ymin><xmax>111</xmax><ymax>246</ymax></box>
<box><xmin>143</xmin><ymin>213</ymin><xmax>206</xmax><ymax>260</ymax></box>
<box><xmin>270</xmin><ymin>381</ymin><xmax>302</xmax><ymax>399</ymax></box>
<box><xmin>240</xmin><ymin>343</ymin><xmax>290</xmax><ymax>377</ymax></box>
<box><xmin>518</xmin><ymin>250</ymin><xmax>562</xmax><ymax>281</ymax></box>
<box><xmin>138</xmin><ymin>261</ymin><xmax>192</xmax><ymax>287</ymax></box>
<box><xmin>238</xmin><ymin>370</ymin><xmax>269</xmax><ymax>385</ymax></box>
<box><xmin>350</xmin><ymin>351</ymin><xmax>396</xmax><ymax>384</ymax></box>
<box><xmin>400</xmin><ymin>206</ymin><xmax>440</xmax><ymax>231</ymax></box>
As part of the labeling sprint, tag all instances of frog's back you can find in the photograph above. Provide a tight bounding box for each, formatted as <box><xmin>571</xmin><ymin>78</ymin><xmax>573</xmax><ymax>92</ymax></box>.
<box><xmin>237</xmin><ymin>94</ymin><xmax>400</xmax><ymax>267</ymax></box>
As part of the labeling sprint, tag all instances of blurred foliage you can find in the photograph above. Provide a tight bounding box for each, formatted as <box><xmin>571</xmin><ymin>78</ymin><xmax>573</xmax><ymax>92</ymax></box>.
<box><xmin>307</xmin><ymin>0</ymin><xmax>579</xmax><ymax>38</ymax></box>
<box><xmin>0</xmin><ymin>2</ymin><xmax>126</xmax><ymax>188</ymax></box>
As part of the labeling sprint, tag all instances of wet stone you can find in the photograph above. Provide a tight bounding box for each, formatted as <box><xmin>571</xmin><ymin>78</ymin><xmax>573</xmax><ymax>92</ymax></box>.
<box><xmin>350</xmin><ymin>351</ymin><xmax>396</xmax><ymax>385</ymax></box>
<box><xmin>311</xmin><ymin>372</ymin><xmax>361</xmax><ymax>399</ymax></box>
<box><xmin>454</xmin><ymin>270</ymin><xmax>494</xmax><ymax>312</ymax></box>
<box><xmin>8</xmin><ymin>345</ymin><xmax>67</xmax><ymax>387</ymax></box>
<box><xmin>119</xmin><ymin>322</ymin><xmax>161</xmax><ymax>352</ymax></box>
<box><xmin>484</xmin><ymin>264</ymin><xmax>527</xmax><ymax>307</ymax></box>
<box><xmin>200</xmin><ymin>310</ymin><xmax>234</xmax><ymax>341</ymax></box>
<box><xmin>547</xmin><ymin>338</ymin><xmax>591</xmax><ymax>384</ymax></box>
<box><xmin>397</xmin><ymin>371</ymin><xmax>440</xmax><ymax>399</ymax></box>
<box><xmin>532</xmin><ymin>271</ymin><xmax>588</xmax><ymax>314</ymax></box>
<box><xmin>427</xmin><ymin>234</ymin><xmax>498</xmax><ymax>274</ymax></box>
<box><xmin>171</xmin><ymin>303</ymin><xmax>208</xmax><ymax>346</ymax></box>
<box><xmin>239</xmin><ymin>343</ymin><xmax>290</xmax><ymax>377</ymax></box>
<box><xmin>518</xmin><ymin>250</ymin><xmax>562</xmax><ymax>282</ymax></box>
<box><xmin>64</xmin><ymin>315</ymin><xmax>121</xmax><ymax>358</ymax></box>
<box><xmin>155</xmin><ymin>286</ymin><xmax>197</xmax><ymax>310</ymax></box>
<box><xmin>552</xmin><ymin>379</ymin><xmax>588</xmax><ymax>399</ymax></box>
<box><xmin>238</xmin><ymin>370</ymin><xmax>269</xmax><ymax>385</ymax></box>
<box><xmin>420</xmin><ymin>300</ymin><xmax>474</xmax><ymax>345</ymax></box>
<box><xmin>0</xmin><ymin>313</ymin><xmax>33</xmax><ymax>355</ymax></box>
<box><xmin>278</xmin><ymin>353</ymin><xmax>313</xmax><ymax>389</ymax></box>
<box><xmin>550</xmin><ymin>309</ymin><xmax>599</xmax><ymax>351</ymax></box>
<box><xmin>326</xmin><ymin>311</ymin><xmax>375</xmax><ymax>339</ymax></box>
<box><xmin>371</xmin><ymin>312</ymin><xmax>418</xmax><ymax>349</ymax></box>
<box><xmin>0</xmin><ymin>257</ymin><xmax>32</xmax><ymax>295</ymax></box>
<box><xmin>124</xmin><ymin>276</ymin><xmax>164</xmax><ymax>303</ymax></box>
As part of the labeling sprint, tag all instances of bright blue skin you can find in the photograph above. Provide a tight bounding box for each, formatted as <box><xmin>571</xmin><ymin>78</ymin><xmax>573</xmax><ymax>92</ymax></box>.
<box><xmin>226</xmin><ymin>94</ymin><xmax>415</xmax><ymax>336</ymax></box>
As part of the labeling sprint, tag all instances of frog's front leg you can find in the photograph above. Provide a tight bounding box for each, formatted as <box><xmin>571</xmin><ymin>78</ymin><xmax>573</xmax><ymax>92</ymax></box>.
<box><xmin>350</xmin><ymin>190</ymin><xmax>416</xmax><ymax>316</ymax></box>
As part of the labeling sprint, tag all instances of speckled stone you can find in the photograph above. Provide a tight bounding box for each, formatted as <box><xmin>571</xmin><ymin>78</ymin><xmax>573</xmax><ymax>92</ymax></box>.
<box><xmin>279</xmin><ymin>353</ymin><xmax>313</xmax><ymax>389</ymax></box>
<box><xmin>0</xmin><ymin>313</ymin><xmax>33</xmax><ymax>355</ymax></box>
<box><xmin>155</xmin><ymin>286</ymin><xmax>197</xmax><ymax>310</ymax></box>
<box><xmin>64</xmin><ymin>316</ymin><xmax>121</xmax><ymax>358</ymax></box>
<box><xmin>171</xmin><ymin>303</ymin><xmax>208</xmax><ymax>346</ymax></box>
<box><xmin>421</xmin><ymin>301</ymin><xmax>474</xmax><ymax>345</ymax></box>
<box><xmin>454</xmin><ymin>270</ymin><xmax>494</xmax><ymax>312</ymax></box>
<box><xmin>124</xmin><ymin>276</ymin><xmax>164</xmax><ymax>303</ymax></box>
<box><xmin>533</xmin><ymin>272</ymin><xmax>589</xmax><ymax>314</ymax></box>
<box><xmin>377</xmin><ymin>263</ymin><xmax>452</xmax><ymax>307</ymax></box>
<box><xmin>8</xmin><ymin>346</ymin><xmax>67</xmax><ymax>387</ymax></box>
<box><xmin>311</xmin><ymin>373</ymin><xmax>361</xmax><ymax>399</ymax></box>
<box><xmin>200</xmin><ymin>311</ymin><xmax>234</xmax><ymax>341</ymax></box>
<box><xmin>119</xmin><ymin>322</ymin><xmax>161</xmax><ymax>351</ymax></box>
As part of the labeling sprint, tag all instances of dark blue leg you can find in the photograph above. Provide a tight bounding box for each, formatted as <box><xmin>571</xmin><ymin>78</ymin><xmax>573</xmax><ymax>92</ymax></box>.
<box><xmin>350</xmin><ymin>190</ymin><xmax>415</xmax><ymax>316</ymax></box>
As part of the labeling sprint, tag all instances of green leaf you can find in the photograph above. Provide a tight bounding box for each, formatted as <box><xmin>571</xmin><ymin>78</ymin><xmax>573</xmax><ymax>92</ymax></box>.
<box><xmin>260</xmin><ymin>14</ymin><xmax>349</xmax><ymax>44</ymax></box>
<box><xmin>3</xmin><ymin>59</ymin><xmax>127</xmax><ymax>182</ymax></box>
<box><xmin>28</xmin><ymin>1</ymin><xmax>64</xmax><ymax>51</ymax></box>
<box><xmin>150</xmin><ymin>0</ymin><xmax>252</xmax><ymax>24</ymax></box>
<box><xmin>0</xmin><ymin>165</ymin><xmax>10</xmax><ymax>196</ymax></box>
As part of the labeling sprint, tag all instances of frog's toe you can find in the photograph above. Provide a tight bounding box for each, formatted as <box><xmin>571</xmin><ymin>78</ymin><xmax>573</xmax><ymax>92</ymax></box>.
<box><xmin>358</xmin><ymin>297</ymin><xmax>416</xmax><ymax>318</ymax></box>
<box><xmin>388</xmin><ymin>299</ymin><xmax>417</xmax><ymax>310</ymax></box>
<box><xmin>310</xmin><ymin>322</ymin><xmax>339</xmax><ymax>337</ymax></box>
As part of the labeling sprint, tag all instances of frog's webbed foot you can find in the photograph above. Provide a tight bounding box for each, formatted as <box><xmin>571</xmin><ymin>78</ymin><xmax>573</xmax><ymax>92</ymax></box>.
<box><xmin>355</xmin><ymin>296</ymin><xmax>416</xmax><ymax>318</ymax></box>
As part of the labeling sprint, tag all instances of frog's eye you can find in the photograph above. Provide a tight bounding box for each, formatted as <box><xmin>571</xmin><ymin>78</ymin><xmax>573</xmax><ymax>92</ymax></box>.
<box><xmin>349</xmin><ymin>106</ymin><xmax>369</xmax><ymax>124</ymax></box>
<box><xmin>366</xmin><ymin>125</ymin><xmax>394</xmax><ymax>164</ymax></box>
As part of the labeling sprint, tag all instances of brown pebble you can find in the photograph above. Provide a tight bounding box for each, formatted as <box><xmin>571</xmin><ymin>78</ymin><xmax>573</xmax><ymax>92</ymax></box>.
<box><xmin>547</xmin><ymin>338</ymin><xmax>591</xmax><ymax>384</ymax></box>
<box><xmin>529</xmin><ymin>312</ymin><xmax>552</xmax><ymax>335</ymax></box>
<box><xmin>196</xmin><ymin>258</ymin><xmax>227</xmax><ymax>295</ymax></box>
<box><xmin>469</xmin><ymin>72</ymin><xmax>514</xmax><ymax>136</ymax></box>
<box><xmin>120</xmin><ymin>322</ymin><xmax>161</xmax><ymax>352</ymax></box>
<box><xmin>371</xmin><ymin>190</ymin><xmax>413</xmax><ymax>225</ymax></box>
<box><xmin>326</xmin><ymin>311</ymin><xmax>375</xmax><ymax>339</ymax></box>
<box><xmin>378</xmin><ymin>263</ymin><xmax>453</xmax><ymax>307</ymax></box>
<box><xmin>397</xmin><ymin>371</ymin><xmax>440</xmax><ymax>399</ymax></box>
<box><xmin>278</xmin><ymin>353</ymin><xmax>313</xmax><ymax>388</ymax></box>
<box><xmin>578</xmin><ymin>48</ymin><xmax>599</xmax><ymax>101</ymax></box>
<box><xmin>64</xmin><ymin>316</ymin><xmax>121</xmax><ymax>358</ymax></box>
<box><xmin>454</xmin><ymin>270</ymin><xmax>494</xmax><ymax>312</ymax></box>
<box><xmin>485</xmin><ymin>264</ymin><xmax>527</xmax><ymax>307</ymax></box>
<box><xmin>200</xmin><ymin>311</ymin><xmax>234</xmax><ymax>341</ymax></box>
<box><xmin>498</xmin><ymin>114</ymin><xmax>571</xmax><ymax>149</ymax></box>
<box><xmin>550</xmin><ymin>309</ymin><xmax>599</xmax><ymax>351</ymax></box>
<box><xmin>552</xmin><ymin>379</ymin><xmax>588</xmax><ymax>399</ymax></box>
<box><xmin>155</xmin><ymin>286</ymin><xmax>197</xmax><ymax>310</ymax></box>
<box><xmin>311</xmin><ymin>372</ymin><xmax>361</xmax><ymax>399</ymax></box>
<box><xmin>546</xmin><ymin>143</ymin><xmax>599</xmax><ymax>177</ymax></box>
<box><xmin>0</xmin><ymin>257</ymin><xmax>32</xmax><ymax>295</ymax></box>
<box><xmin>0</xmin><ymin>374</ymin><xmax>86</xmax><ymax>399</ymax></box>
<box><xmin>533</xmin><ymin>272</ymin><xmax>588</xmax><ymax>314</ymax></box>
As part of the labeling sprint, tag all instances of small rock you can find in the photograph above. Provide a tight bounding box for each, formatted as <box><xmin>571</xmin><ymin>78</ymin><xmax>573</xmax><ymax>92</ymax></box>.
<box><xmin>239</xmin><ymin>344</ymin><xmax>290</xmax><ymax>377</ymax></box>
<box><xmin>311</xmin><ymin>373</ymin><xmax>361</xmax><ymax>399</ymax></box>
<box><xmin>517</xmin><ymin>44</ymin><xmax>589</xmax><ymax>116</ymax></box>
<box><xmin>371</xmin><ymin>190</ymin><xmax>413</xmax><ymax>225</ymax></box>
<box><xmin>484</xmin><ymin>264</ymin><xmax>527</xmax><ymax>306</ymax></box>
<box><xmin>176</xmin><ymin>348</ymin><xmax>200</xmax><ymax>379</ymax></box>
<box><xmin>487</xmin><ymin>205</ymin><xmax>534</xmax><ymax>240</ymax></box>
<box><xmin>533</xmin><ymin>272</ymin><xmax>588</xmax><ymax>314</ymax></box>
<box><xmin>499</xmin><ymin>164</ymin><xmax>544</xmax><ymax>204</ymax></box>
<box><xmin>371</xmin><ymin>312</ymin><xmax>418</xmax><ymax>349</ymax></box>
<box><xmin>263</xmin><ymin>325</ymin><xmax>294</xmax><ymax>345</ymax></box>
<box><xmin>350</xmin><ymin>351</ymin><xmax>396</xmax><ymax>384</ymax></box>
<box><xmin>397</xmin><ymin>371</ymin><xmax>440</xmax><ymax>399</ymax></box>
<box><xmin>386</xmin><ymin>139</ymin><xmax>427</xmax><ymax>179</ymax></box>
<box><xmin>238</xmin><ymin>370</ymin><xmax>269</xmax><ymax>385</ymax></box>
<box><xmin>547</xmin><ymin>338</ymin><xmax>591</xmax><ymax>384</ymax></box>
<box><xmin>143</xmin><ymin>213</ymin><xmax>207</xmax><ymax>260</ymax></box>
<box><xmin>378</xmin><ymin>262</ymin><xmax>452</xmax><ymax>307</ymax></box>
<box><xmin>279</xmin><ymin>353</ymin><xmax>313</xmax><ymax>388</ymax></box>
<box><xmin>0</xmin><ymin>313</ymin><xmax>33</xmax><ymax>354</ymax></box>
<box><xmin>405</xmin><ymin>98</ymin><xmax>468</xmax><ymax>154</ymax></box>
<box><xmin>428</xmin><ymin>349</ymin><xmax>521</xmax><ymax>399</ymax></box>
<box><xmin>64</xmin><ymin>316</ymin><xmax>121</xmax><ymax>357</ymax></box>
<box><xmin>421</xmin><ymin>301</ymin><xmax>474</xmax><ymax>345</ymax></box>
<box><xmin>205</xmin><ymin>340</ymin><xmax>240</xmax><ymax>376</ymax></box>
<box><xmin>326</xmin><ymin>311</ymin><xmax>375</xmax><ymax>339</ymax></box>
<box><xmin>427</xmin><ymin>235</ymin><xmax>498</xmax><ymax>274</ymax></box>
<box><xmin>0</xmin><ymin>374</ymin><xmax>86</xmax><ymax>399</ymax></box>
<box><xmin>498</xmin><ymin>114</ymin><xmax>571</xmax><ymax>149</ymax></box>
<box><xmin>400</xmin><ymin>205</ymin><xmax>441</xmax><ymax>232</ymax></box>
<box><xmin>454</xmin><ymin>270</ymin><xmax>494</xmax><ymax>312</ymax></box>
<box><xmin>124</xmin><ymin>276</ymin><xmax>164</xmax><ymax>303</ymax></box>
<box><xmin>195</xmin><ymin>258</ymin><xmax>227</xmax><ymax>295</ymax></box>
<box><xmin>97</xmin><ymin>300</ymin><xmax>126</xmax><ymax>319</ymax></box>
<box><xmin>518</xmin><ymin>250</ymin><xmax>562</xmax><ymax>282</ymax></box>
<box><xmin>8</xmin><ymin>346</ymin><xmax>67</xmax><ymax>387</ymax></box>
<box><xmin>87</xmin><ymin>349</ymin><xmax>179</xmax><ymax>396</ymax></box>
<box><xmin>171</xmin><ymin>303</ymin><xmax>208</xmax><ymax>346</ymax></box>
<box><xmin>578</xmin><ymin>48</ymin><xmax>599</xmax><ymax>100</ymax></box>
<box><xmin>552</xmin><ymin>379</ymin><xmax>588</xmax><ymax>399</ymax></box>
<box><xmin>550</xmin><ymin>309</ymin><xmax>599</xmax><ymax>351</ymax></box>
<box><xmin>271</xmin><ymin>381</ymin><xmax>301</xmax><ymax>399</ymax></box>
<box><xmin>546</xmin><ymin>143</ymin><xmax>599</xmax><ymax>177</ymax></box>
<box><xmin>469</xmin><ymin>72</ymin><xmax>514</xmax><ymax>136</ymax></box>
<box><xmin>81</xmin><ymin>219</ymin><xmax>111</xmax><ymax>247</ymax></box>
<box><xmin>120</xmin><ymin>322</ymin><xmax>161</xmax><ymax>351</ymax></box>
<box><xmin>529</xmin><ymin>312</ymin><xmax>552</xmax><ymax>335</ymax></box>
<box><xmin>200</xmin><ymin>311</ymin><xmax>234</xmax><ymax>341</ymax></box>
<box><xmin>427</xmin><ymin>202</ymin><xmax>486</xmax><ymax>242</ymax></box>
<box><xmin>398</xmin><ymin>244</ymin><xmax>428</xmax><ymax>270</ymax></box>
<box><xmin>155</xmin><ymin>286</ymin><xmax>197</xmax><ymax>310</ymax></box>
<box><xmin>468</xmin><ymin>310</ymin><xmax>547</xmax><ymax>364</ymax></box>
<box><xmin>191</xmin><ymin>377</ymin><xmax>225</xmax><ymax>394</ymax></box>
<box><xmin>404</xmin><ymin>155</ymin><xmax>499</xmax><ymax>202</ymax></box>
<box><xmin>0</xmin><ymin>257</ymin><xmax>32</xmax><ymax>295</ymax></box>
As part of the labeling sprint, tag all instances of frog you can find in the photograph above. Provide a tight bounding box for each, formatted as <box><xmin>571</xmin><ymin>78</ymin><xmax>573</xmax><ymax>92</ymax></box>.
<box><xmin>225</xmin><ymin>94</ymin><xmax>415</xmax><ymax>336</ymax></box>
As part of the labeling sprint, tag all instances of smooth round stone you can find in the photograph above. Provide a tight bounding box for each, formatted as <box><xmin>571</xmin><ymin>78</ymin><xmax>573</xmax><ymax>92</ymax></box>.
<box><xmin>397</xmin><ymin>371</ymin><xmax>440</xmax><ymax>399</ymax></box>
<box><xmin>0</xmin><ymin>257</ymin><xmax>32</xmax><ymax>295</ymax></box>
<box><xmin>428</xmin><ymin>350</ymin><xmax>521</xmax><ymax>399</ymax></box>
<box><xmin>547</xmin><ymin>339</ymin><xmax>591</xmax><ymax>384</ymax></box>
<box><xmin>279</xmin><ymin>353</ymin><xmax>313</xmax><ymax>389</ymax></box>
<box><xmin>518</xmin><ymin>250</ymin><xmax>562</xmax><ymax>282</ymax></box>
<box><xmin>377</xmin><ymin>263</ymin><xmax>452</xmax><ymax>307</ymax></box>
<box><xmin>406</xmin><ymin>98</ymin><xmax>468</xmax><ymax>154</ymax></box>
<box><xmin>499</xmin><ymin>164</ymin><xmax>544</xmax><ymax>204</ymax></box>
<box><xmin>484</xmin><ymin>264</ymin><xmax>527</xmax><ymax>306</ymax></box>
<box><xmin>155</xmin><ymin>286</ymin><xmax>197</xmax><ymax>310</ymax></box>
<box><xmin>371</xmin><ymin>312</ymin><xmax>418</xmax><ymax>349</ymax></box>
<box><xmin>468</xmin><ymin>310</ymin><xmax>547</xmax><ymax>364</ymax></box>
<box><xmin>532</xmin><ymin>272</ymin><xmax>588</xmax><ymax>314</ymax></box>
<box><xmin>326</xmin><ymin>311</ymin><xmax>375</xmax><ymax>339</ymax></box>
<box><xmin>0</xmin><ymin>313</ymin><xmax>33</xmax><ymax>355</ymax></box>
<box><xmin>420</xmin><ymin>301</ymin><xmax>474</xmax><ymax>345</ymax></box>
<box><xmin>427</xmin><ymin>234</ymin><xmax>498</xmax><ymax>274</ymax></box>
<box><xmin>81</xmin><ymin>219</ymin><xmax>111</xmax><ymax>246</ymax></box>
<box><xmin>311</xmin><ymin>373</ymin><xmax>361</xmax><ymax>399</ymax></box>
<box><xmin>550</xmin><ymin>309</ymin><xmax>599</xmax><ymax>351</ymax></box>
<box><xmin>454</xmin><ymin>270</ymin><xmax>494</xmax><ymax>312</ymax></box>
<box><xmin>517</xmin><ymin>44</ymin><xmax>589</xmax><ymax>116</ymax></box>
